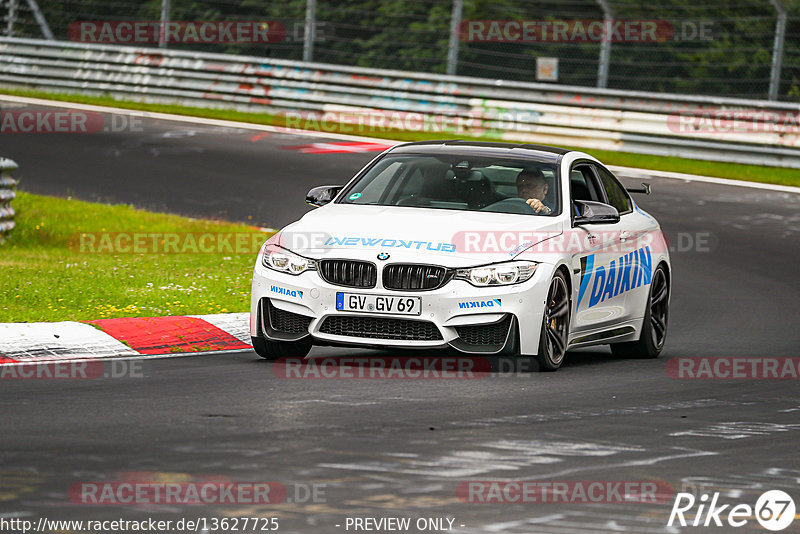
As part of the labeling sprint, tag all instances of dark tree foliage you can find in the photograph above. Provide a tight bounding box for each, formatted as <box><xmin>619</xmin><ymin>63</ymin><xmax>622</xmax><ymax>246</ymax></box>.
<box><xmin>12</xmin><ymin>0</ymin><xmax>800</xmax><ymax>99</ymax></box>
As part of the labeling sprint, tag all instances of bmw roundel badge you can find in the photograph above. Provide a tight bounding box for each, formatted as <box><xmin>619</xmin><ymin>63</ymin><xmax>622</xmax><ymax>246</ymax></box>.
<box><xmin>377</xmin><ymin>252</ymin><xmax>390</xmax><ymax>261</ymax></box>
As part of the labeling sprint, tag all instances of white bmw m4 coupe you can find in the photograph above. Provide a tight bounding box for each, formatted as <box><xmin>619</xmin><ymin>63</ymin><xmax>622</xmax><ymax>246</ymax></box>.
<box><xmin>251</xmin><ymin>141</ymin><xmax>670</xmax><ymax>371</ymax></box>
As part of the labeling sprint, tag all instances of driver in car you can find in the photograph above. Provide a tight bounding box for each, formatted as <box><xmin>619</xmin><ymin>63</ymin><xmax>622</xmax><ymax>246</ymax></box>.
<box><xmin>516</xmin><ymin>168</ymin><xmax>552</xmax><ymax>214</ymax></box>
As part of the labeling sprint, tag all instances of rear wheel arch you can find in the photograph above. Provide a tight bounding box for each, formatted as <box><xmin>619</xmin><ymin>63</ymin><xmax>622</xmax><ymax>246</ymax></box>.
<box><xmin>610</xmin><ymin>262</ymin><xmax>669</xmax><ymax>359</ymax></box>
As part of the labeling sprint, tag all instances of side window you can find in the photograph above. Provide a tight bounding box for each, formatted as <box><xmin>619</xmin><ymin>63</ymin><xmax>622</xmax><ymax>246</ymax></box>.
<box><xmin>570</xmin><ymin>164</ymin><xmax>603</xmax><ymax>204</ymax></box>
<box><xmin>596</xmin><ymin>165</ymin><xmax>632</xmax><ymax>214</ymax></box>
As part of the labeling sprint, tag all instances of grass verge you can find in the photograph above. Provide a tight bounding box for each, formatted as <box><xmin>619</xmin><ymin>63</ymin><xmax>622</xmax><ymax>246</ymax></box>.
<box><xmin>2</xmin><ymin>87</ymin><xmax>799</xmax><ymax>188</ymax></box>
<box><xmin>0</xmin><ymin>192</ymin><xmax>270</xmax><ymax>323</ymax></box>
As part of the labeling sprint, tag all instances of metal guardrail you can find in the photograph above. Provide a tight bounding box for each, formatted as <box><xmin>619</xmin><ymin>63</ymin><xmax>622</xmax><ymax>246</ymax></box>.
<box><xmin>2</xmin><ymin>37</ymin><xmax>800</xmax><ymax>168</ymax></box>
<box><xmin>0</xmin><ymin>158</ymin><xmax>18</xmax><ymax>240</ymax></box>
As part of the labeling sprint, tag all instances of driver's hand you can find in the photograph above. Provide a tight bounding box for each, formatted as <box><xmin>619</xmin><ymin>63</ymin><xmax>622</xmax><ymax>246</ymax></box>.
<box><xmin>526</xmin><ymin>198</ymin><xmax>552</xmax><ymax>214</ymax></box>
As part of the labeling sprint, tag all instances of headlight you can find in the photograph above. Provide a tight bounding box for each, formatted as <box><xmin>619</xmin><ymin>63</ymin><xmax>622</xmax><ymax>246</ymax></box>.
<box><xmin>262</xmin><ymin>246</ymin><xmax>317</xmax><ymax>275</ymax></box>
<box><xmin>455</xmin><ymin>261</ymin><xmax>537</xmax><ymax>287</ymax></box>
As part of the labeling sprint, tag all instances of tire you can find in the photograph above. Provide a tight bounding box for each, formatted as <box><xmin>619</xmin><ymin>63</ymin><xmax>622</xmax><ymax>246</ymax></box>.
<box><xmin>251</xmin><ymin>336</ymin><xmax>312</xmax><ymax>360</ymax></box>
<box><xmin>610</xmin><ymin>264</ymin><xmax>669</xmax><ymax>359</ymax></box>
<box><xmin>534</xmin><ymin>270</ymin><xmax>571</xmax><ymax>372</ymax></box>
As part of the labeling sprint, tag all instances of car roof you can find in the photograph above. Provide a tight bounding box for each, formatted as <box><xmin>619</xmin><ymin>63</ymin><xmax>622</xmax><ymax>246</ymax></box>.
<box><xmin>387</xmin><ymin>140</ymin><xmax>569</xmax><ymax>164</ymax></box>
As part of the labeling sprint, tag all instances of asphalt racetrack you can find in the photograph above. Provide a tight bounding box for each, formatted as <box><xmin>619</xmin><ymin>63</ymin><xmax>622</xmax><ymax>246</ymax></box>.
<box><xmin>2</xmin><ymin>102</ymin><xmax>800</xmax><ymax>533</ymax></box>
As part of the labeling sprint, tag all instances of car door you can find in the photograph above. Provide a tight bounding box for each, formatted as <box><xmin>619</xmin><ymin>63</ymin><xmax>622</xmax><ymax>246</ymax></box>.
<box><xmin>594</xmin><ymin>164</ymin><xmax>657</xmax><ymax>324</ymax></box>
<box><xmin>569</xmin><ymin>162</ymin><xmax>630</xmax><ymax>335</ymax></box>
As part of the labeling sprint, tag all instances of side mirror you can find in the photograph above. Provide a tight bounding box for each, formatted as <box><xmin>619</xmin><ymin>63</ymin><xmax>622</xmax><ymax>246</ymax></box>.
<box><xmin>573</xmin><ymin>200</ymin><xmax>620</xmax><ymax>225</ymax></box>
<box><xmin>306</xmin><ymin>185</ymin><xmax>343</xmax><ymax>208</ymax></box>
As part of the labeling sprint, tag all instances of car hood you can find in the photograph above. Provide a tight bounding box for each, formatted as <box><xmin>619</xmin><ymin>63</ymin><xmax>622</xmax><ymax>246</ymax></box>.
<box><xmin>275</xmin><ymin>204</ymin><xmax>564</xmax><ymax>267</ymax></box>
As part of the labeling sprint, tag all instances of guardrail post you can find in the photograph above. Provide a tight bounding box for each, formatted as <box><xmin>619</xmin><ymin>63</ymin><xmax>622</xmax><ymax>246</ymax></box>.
<box><xmin>446</xmin><ymin>0</ymin><xmax>463</xmax><ymax>75</ymax></box>
<box><xmin>158</xmin><ymin>0</ymin><xmax>171</xmax><ymax>49</ymax></box>
<box><xmin>769</xmin><ymin>0</ymin><xmax>786</xmax><ymax>101</ymax></box>
<box><xmin>0</xmin><ymin>158</ymin><xmax>18</xmax><ymax>241</ymax></box>
<box><xmin>303</xmin><ymin>0</ymin><xmax>316</xmax><ymax>62</ymax></box>
<box><xmin>4</xmin><ymin>0</ymin><xmax>19</xmax><ymax>37</ymax></box>
<box><xmin>596</xmin><ymin>0</ymin><xmax>613</xmax><ymax>88</ymax></box>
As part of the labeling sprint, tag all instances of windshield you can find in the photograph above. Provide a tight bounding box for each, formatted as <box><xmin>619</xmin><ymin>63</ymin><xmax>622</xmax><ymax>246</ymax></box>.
<box><xmin>338</xmin><ymin>154</ymin><xmax>561</xmax><ymax>216</ymax></box>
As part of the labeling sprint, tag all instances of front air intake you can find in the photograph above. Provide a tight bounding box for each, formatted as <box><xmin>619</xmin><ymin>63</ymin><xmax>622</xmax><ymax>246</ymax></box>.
<box><xmin>319</xmin><ymin>316</ymin><xmax>443</xmax><ymax>341</ymax></box>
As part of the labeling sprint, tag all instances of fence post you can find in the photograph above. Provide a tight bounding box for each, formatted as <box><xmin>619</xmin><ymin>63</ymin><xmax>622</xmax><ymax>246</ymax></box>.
<box><xmin>5</xmin><ymin>0</ymin><xmax>19</xmax><ymax>37</ymax></box>
<box><xmin>303</xmin><ymin>0</ymin><xmax>316</xmax><ymax>62</ymax></box>
<box><xmin>25</xmin><ymin>0</ymin><xmax>53</xmax><ymax>39</ymax></box>
<box><xmin>446</xmin><ymin>0</ymin><xmax>463</xmax><ymax>75</ymax></box>
<box><xmin>596</xmin><ymin>0</ymin><xmax>613</xmax><ymax>88</ymax></box>
<box><xmin>158</xmin><ymin>0</ymin><xmax>171</xmax><ymax>49</ymax></box>
<box><xmin>768</xmin><ymin>0</ymin><xmax>786</xmax><ymax>101</ymax></box>
<box><xmin>0</xmin><ymin>158</ymin><xmax>18</xmax><ymax>241</ymax></box>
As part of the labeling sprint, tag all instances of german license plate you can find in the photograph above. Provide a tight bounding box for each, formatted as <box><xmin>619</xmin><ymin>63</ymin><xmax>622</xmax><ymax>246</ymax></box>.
<box><xmin>336</xmin><ymin>293</ymin><xmax>421</xmax><ymax>316</ymax></box>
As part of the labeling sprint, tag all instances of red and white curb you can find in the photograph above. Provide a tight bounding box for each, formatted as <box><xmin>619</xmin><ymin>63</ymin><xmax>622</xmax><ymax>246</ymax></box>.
<box><xmin>283</xmin><ymin>141</ymin><xmax>394</xmax><ymax>154</ymax></box>
<box><xmin>0</xmin><ymin>313</ymin><xmax>252</xmax><ymax>364</ymax></box>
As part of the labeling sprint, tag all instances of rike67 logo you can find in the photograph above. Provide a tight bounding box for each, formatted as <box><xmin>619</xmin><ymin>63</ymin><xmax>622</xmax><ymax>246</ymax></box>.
<box><xmin>668</xmin><ymin>490</ymin><xmax>795</xmax><ymax>531</ymax></box>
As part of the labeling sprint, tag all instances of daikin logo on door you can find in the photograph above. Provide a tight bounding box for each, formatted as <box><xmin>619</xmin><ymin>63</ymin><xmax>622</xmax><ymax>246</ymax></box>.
<box><xmin>577</xmin><ymin>246</ymin><xmax>652</xmax><ymax>309</ymax></box>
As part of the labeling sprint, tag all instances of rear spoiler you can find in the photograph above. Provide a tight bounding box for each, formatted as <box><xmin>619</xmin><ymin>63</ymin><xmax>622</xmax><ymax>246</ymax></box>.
<box><xmin>626</xmin><ymin>182</ymin><xmax>651</xmax><ymax>195</ymax></box>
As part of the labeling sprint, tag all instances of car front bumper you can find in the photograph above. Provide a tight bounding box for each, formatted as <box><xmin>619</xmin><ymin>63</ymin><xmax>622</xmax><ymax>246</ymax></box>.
<box><xmin>250</xmin><ymin>260</ymin><xmax>554</xmax><ymax>355</ymax></box>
